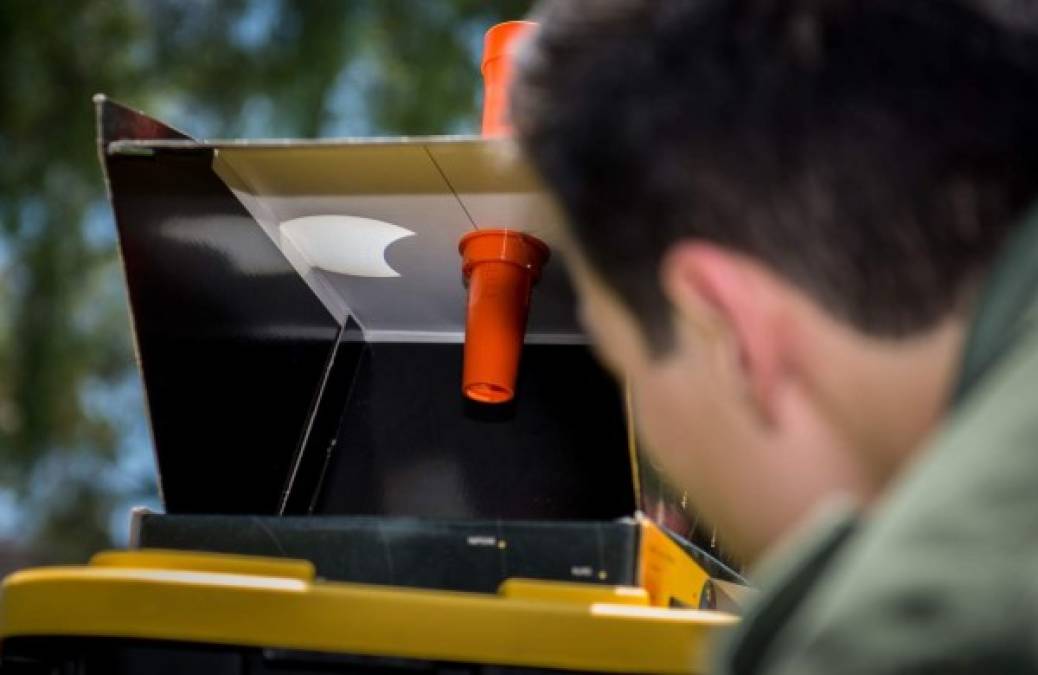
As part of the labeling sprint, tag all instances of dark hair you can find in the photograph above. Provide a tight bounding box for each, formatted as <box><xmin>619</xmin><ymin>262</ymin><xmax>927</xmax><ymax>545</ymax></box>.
<box><xmin>512</xmin><ymin>0</ymin><xmax>1038</xmax><ymax>352</ymax></box>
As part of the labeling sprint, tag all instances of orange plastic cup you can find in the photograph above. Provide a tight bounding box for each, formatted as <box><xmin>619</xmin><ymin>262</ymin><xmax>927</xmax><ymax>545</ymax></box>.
<box><xmin>481</xmin><ymin>21</ymin><xmax>537</xmax><ymax>137</ymax></box>
<box><xmin>459</xmin><ymin>229</ymin><xmax>550</xmax><ymax>403</ymax></box>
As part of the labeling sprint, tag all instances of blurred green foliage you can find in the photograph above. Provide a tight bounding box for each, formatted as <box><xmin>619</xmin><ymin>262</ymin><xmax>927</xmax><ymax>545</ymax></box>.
<box><xmin>0</xmin><ymin>0</ymin><xmax>532</xmax><ymax>568</ymax></box>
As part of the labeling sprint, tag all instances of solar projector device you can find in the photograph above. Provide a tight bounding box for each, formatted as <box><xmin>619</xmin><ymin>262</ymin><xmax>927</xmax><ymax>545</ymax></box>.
<box><xmin>0</xmin><ymin>21</ymin><xmax>749</xmax><ymax>675</ymax></box>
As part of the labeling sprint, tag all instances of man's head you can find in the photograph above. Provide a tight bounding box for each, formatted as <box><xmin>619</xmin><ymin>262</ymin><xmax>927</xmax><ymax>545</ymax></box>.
<box><xmin>511</xmin><ymin>0</ymin><xmax>1038</xmax><ymax>561</ymax></box>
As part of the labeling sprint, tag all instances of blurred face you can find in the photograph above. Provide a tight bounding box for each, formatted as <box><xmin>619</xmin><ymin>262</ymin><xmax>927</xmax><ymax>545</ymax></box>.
<box><xmin>565</xmin><ymin>245</ymin><xmax>865</xmax><ymax>563</ymax></box>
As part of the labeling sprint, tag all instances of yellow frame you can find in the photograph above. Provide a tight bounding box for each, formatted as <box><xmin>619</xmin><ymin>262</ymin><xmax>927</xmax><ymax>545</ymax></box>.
<box><xmin>0</xmin><ymin>549</ymin><xmax>735</xmax><ymax>674</ymax></box>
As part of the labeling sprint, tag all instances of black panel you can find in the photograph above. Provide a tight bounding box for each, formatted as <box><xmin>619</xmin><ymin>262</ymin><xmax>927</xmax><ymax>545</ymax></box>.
<box><xmin>104</xmin><ymin>143</ymin><xmax>345</xmax><ymax>514</ymax></box>
<box><xmin>139</xmin><ymin>514</ymin><xmax>639</xmax><ymax>592</ymax></box>
<box><xmin>317</xmin><ymin>343</ymin><xmax>635</xmax><ymax>520</ymax></box>
<box><xmin>96</xmin><ymin>102</ymin><xmax>632</xmax><ymax>522</ymax></box>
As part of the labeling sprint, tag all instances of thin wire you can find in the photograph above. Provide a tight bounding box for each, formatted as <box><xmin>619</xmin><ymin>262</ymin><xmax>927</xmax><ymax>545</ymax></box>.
<box><xmin>424</xmin><ymin>145</ymin><xmax>478</xmax><ymax>230</ymax></box>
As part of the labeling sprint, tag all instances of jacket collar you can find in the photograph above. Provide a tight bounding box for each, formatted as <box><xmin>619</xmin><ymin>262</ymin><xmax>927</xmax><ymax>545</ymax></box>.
<box><xmin>955</xmin><ymin>205</ymin><xmax>1038</xmax><ymax>401</ymax></box>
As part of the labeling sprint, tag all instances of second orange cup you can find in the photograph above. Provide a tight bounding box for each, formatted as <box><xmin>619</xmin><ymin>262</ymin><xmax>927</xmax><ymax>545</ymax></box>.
<box><xmin>459</xmin><ymin>229</ymin><xmax>550</xmax><ymax>403</ymax></box>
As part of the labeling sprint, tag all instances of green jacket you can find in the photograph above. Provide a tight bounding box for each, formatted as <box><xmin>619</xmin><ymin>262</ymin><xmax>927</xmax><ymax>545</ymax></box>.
<box><xmin>716</xmin><ymin>209</ymin><xmax>1038</xmax><ymax>675</ymax></box>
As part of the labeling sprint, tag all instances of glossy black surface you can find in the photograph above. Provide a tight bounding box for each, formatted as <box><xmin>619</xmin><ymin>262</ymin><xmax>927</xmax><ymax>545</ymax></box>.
<box><xmin>98</xmin><ymin>100</ymin><xmax>635</xmax><ymax>521</ymax></box>
<box><xmin>99</xmin><ymin>100</ymin><xmax>345</xmax><ymax>514</ymax></box>
<box><xmin>317</xmin><ymin>343</ymin><xmax>636</xmax><ymax>520</ymax></box>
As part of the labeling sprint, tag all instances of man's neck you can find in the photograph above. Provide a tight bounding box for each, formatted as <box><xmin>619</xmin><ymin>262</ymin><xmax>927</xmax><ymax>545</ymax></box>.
<box><xmin>810</xmin><ymin>313</ymin><xmax>969</xmax><ymax>495</ymax></box>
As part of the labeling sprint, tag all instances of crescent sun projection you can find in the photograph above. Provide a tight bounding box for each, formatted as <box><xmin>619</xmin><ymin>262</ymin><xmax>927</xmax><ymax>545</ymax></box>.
<box><xmin>279</xmin><ymin>215</ymin><xmax>415</xmax><ymax>278</ymax></box>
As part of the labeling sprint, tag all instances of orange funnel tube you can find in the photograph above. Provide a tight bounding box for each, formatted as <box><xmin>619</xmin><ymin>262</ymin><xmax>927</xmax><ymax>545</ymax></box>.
<box><xmin>460</xmin><ymin>21</ymin><xmax>546</xmax><ymax>404</ymax></box>
<box><xmin>459</xmin><ymin>230</ymin><xmax>549</xmax><ymax>403</ymax></box>
<box><xmin>481</xmin><ymin>21</ymin><xmax>536</xmax><ymax>136</ymax></box>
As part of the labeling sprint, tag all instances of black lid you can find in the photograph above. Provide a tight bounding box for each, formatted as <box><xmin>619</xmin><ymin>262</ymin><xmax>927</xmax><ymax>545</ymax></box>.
<box><xmin>96</xmin><ymin>97</ymin><xmax>636</xmax><ymax>520</ymax></box>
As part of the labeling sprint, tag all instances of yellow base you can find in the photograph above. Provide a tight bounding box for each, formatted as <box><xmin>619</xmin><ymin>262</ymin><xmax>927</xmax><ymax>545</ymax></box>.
<box><xmin>0</xmin><ymin>548</ymin><xmax>735</xmax><ymax>674</ymax></box>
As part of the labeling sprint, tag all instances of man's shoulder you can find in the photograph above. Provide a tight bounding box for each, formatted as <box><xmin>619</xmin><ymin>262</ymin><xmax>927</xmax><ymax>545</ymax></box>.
<box><xmin>726</xmin><ymin>326</ymin><xmax>1038</xmax><ymax>675</ymax></box>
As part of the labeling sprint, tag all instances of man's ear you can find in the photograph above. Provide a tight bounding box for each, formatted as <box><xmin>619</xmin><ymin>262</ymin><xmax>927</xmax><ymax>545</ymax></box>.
<box><xmin>659</xmin><ymin>241</ymin><xmax>788</xmax><ymax>426</ymax></box>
